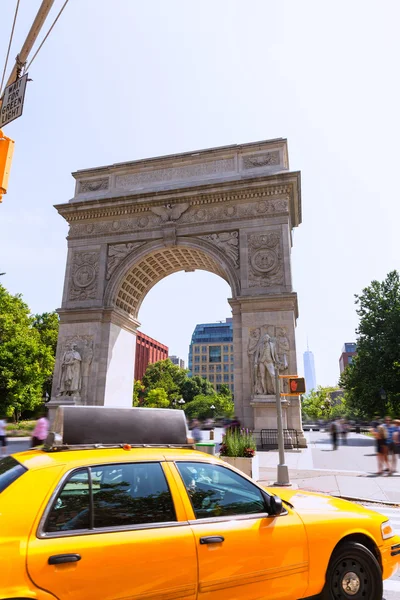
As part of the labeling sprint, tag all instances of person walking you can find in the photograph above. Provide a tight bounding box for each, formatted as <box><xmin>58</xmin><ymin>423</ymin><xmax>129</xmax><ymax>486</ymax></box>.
<box><xmin>393</xmin><ymin>419</ymin><xmax>400</xmax><ymax>473</ymax></box>
<box><xmin>384</xmin><ymin>416</ymin><xmax>397</xmax><ymax>474</ymax></box>
<box><xmin>190</xmin><ymin>419</ymin><xmax>202</xmax><ymax>444</ymax></box>
<box><xmin>374</xmin><ymin>423</ymin><xmax>390</xmax><ymax>475</ymax></box>
<box><xmin>31</xmin><ymin>411</ymin><xmax>49</xmax><ymax>448</ymax></box>
<box><xmin>0</xmin><ymin>416</ymin><xmax>7</xmax><ymax>456</ymax></box>
<box><xmin>340</xmin><ymin>419</ymin><xmax>348</xmax><ymax>445</ymax></box>
<box><xmin>330</xmin><ymin>419</ymin><xmax>338</xmax><ymax>450</ymax></box>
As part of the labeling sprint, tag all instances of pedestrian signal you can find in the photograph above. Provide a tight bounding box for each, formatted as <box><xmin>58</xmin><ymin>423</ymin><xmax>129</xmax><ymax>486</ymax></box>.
<box><xmin>0</xmin><ymin>129</ymin><xmax>14</xmax><ymax>202</ymax></box>
<box><xmin>288</xmin><ymin>377</ymin><xmax>306</xmax><ymax>395</ymax></box>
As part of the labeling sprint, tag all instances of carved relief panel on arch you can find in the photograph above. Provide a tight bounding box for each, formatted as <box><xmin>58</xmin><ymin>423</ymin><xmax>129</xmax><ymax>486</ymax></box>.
<box><xmin>69</xmin><ymin>251</ymin><xmax>100</xmax><ymax>301</ymax></box>
<box><xmin>247</xmin><ymin>230</ymin><xmax>284</xmax><ymax>288</ymax></box>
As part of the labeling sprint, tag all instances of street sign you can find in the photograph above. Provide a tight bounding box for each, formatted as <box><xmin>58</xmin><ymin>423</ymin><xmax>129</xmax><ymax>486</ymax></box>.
<box><xmin>0</xmin><ymin>74</ymin><xmax>29</xmax><ymax>128</ymax></box>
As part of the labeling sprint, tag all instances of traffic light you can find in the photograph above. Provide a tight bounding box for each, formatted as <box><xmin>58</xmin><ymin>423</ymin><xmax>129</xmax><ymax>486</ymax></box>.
<box><xmin>288</xmin><ymin>377</ymin><xmax>306</xmax><ymax>395</ymax></box>
<box><xmin>0</xmin><ymin>129</ymin><xmax>15</xmax><ymax>202</ymax></box>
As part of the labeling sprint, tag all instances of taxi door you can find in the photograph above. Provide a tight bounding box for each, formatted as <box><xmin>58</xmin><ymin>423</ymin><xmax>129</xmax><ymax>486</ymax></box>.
<box><xmin>27</xmin><ymin>462</ymin><xmax>197</xmax><ymax>600</ymax></box>
<box><xmin>171</xmin><ymin>460</ymin><xmax>309</xmax><ymax>600</ymax></box>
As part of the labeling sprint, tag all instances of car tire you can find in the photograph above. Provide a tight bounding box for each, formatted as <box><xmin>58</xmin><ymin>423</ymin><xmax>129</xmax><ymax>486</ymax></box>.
<box><xmin>320</xmin><ymin>541</ymin><xmax>382</xmax><ymax>600</ymax></box>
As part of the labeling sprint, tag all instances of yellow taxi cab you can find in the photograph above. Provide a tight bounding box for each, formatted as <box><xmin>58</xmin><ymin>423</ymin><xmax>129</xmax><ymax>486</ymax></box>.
<box><xmin>0</xmin><ymin>406</ymin><xmax>399</xmax><ymax>600</ymax></box>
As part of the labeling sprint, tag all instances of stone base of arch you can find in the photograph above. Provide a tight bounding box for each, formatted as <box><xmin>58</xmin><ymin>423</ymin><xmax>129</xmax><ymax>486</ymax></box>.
<box><xmin>48</xmin><ymin>307</ymin><xmax>139</xmax><ymax>421</ymax></box>
<box><xmin>229</xmin><ymin>293</ymin><xmax>306</xmax><ymax>445</ymax></box>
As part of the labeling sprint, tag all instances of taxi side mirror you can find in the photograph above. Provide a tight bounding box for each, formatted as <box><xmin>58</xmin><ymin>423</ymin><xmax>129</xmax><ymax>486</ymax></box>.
<box><xmin>269</xmin><ymin>495</ymin><xmax>283</xmax><ymax>516</ymax></box>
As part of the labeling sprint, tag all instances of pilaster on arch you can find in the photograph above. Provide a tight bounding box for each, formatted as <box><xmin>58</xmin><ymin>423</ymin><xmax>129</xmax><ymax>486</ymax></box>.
<box><xmin>104</xmin><ymin>237</ymin><xmax>241</xmax><ymax>320</ymax></box>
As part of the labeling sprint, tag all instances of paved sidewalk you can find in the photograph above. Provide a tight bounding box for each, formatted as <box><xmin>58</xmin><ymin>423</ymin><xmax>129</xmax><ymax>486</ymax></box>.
<box><xmin>257</xmin><ymin>430</ymin><xmax>400</xmax><ymax>504</ymax></box>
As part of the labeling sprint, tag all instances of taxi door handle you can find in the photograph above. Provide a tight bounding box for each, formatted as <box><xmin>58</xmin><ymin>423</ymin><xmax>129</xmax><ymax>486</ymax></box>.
<box><xmin>48</xmin><ymin>553</ymin><xmax>81</xmax><ymax>565</ymax></box>
<box><xmin>200</xmin><ymin>536</ymin><xmax>225</xmax><ymax>544</ymax></box>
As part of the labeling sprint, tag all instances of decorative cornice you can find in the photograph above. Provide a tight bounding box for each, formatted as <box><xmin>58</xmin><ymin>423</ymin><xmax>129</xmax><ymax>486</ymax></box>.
<box><xmin>56</xmin><ymin>172</ymin><xmax>300</xmax><ymax>225</ymax></box>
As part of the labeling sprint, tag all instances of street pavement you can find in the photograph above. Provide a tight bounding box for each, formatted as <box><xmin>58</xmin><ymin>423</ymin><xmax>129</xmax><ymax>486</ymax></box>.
<box><xmin>258</xmin><ymin>430</ymin><xmax>400</xmax><ymax>503</ymax></box>
<box><xmin>7</xmin><ymin>437</ymin><xmax>31</xmax><ymax>453</ymax></box>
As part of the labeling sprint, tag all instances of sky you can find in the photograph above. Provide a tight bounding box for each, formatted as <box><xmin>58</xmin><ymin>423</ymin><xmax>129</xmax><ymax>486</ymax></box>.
<box><xmin>1</xmin><ymin>0</ymin><xmax>399</xmax><ymax>387</ymax></box>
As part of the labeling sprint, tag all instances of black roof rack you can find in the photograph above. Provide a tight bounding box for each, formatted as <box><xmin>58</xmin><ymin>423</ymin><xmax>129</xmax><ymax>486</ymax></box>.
<box><xmin>44</xmin><ymin>406</ymin><xmax>191</xmax><ymax>452</ymax></box>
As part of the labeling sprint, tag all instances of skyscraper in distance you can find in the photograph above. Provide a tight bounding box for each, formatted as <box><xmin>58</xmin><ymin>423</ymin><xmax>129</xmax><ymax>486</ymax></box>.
<box><xmin>303</xmin><ymin>343</ymin><xmax>317</xmax><ymax>393</ymax></box>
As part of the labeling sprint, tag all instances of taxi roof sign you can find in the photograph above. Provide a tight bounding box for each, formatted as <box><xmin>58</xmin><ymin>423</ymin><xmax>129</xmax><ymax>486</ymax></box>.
<box><xmin>45</xmin><ymin>406</ymin><xmax>190</xmax><ymax>450</ymax></box>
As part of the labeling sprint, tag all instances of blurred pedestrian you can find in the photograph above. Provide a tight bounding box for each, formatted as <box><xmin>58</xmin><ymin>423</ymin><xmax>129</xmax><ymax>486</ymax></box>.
<box><xmin>340</xmin><ymin>419</ymin><xmax>349</xmax><ymax>445</ymax></box>
<box><xmin>31</xmin><ymin>410</ymin><xmax>49</xmax><ymax>448</ymax></box>
<box><xmin>374</xmin><ymin>423</ymin><xmax>390</xmax><ymax>475</ymax></box>
<box><xmin>191</xmin><ymin>419</ymin><xmax>202</xmax><ymax>444</ymax></box>
<box><xmin>330</xmin><ymin>420</ymin><xmax>338</xmax><ymax>450</ymax></box>
<box><xmin>385</xmin><ymin>416</ymin><xmax>397</xmax><ymax>474</ymax></box>
<box><xmin>393</xmin><ymin>419</ymin><xmax>400</xmax><ymax>473</ymax></box>
<box><xmin>0</xmin><ymin>416</ymin><xmax>7</xmax><ymax>457</ymax></box>
<box><xmin>227</xmin><ymin>416</ymin><xmax>241</xmax><ymax>432</ymax></box>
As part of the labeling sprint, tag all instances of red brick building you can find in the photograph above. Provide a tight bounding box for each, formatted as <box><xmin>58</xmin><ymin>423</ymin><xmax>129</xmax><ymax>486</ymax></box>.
<box><xmin>134</xmin><ymin>331</ymin><xmax>169</xmax><ymax>381</ymax></box>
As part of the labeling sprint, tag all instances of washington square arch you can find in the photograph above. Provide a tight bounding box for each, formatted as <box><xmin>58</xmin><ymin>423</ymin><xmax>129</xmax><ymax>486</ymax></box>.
<box><xmin>49</xmin><ymin>138</ymin><xmax>306</xmax><ymax>446</ymax></box>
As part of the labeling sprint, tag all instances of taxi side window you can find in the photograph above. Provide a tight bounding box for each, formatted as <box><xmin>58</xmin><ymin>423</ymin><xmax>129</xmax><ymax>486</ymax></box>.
<box><xmin>91</xmin><ymin>462</ymin><xmax>176</xmax><ymax>528</ymax></box>
<box><xmin>176</xmin><ymin>462</ymin><xmax>266</xmax><ymax>519</ymax></box>
<box><xmin>46</xmin><ymin>469</ymin><xmax>90</xmax><ymax>533</ymax></box>
<box><xmin>44</xmin><ymin>462</ymin><xmax>176</xmax><ymax>534</ymax></box>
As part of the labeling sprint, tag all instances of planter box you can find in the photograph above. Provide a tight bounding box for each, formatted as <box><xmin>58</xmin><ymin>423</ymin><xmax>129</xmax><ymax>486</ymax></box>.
<box><xmin>220</xmin><ymin>455</ymin><xmax>259</xmax><ymax>481</ymax></box>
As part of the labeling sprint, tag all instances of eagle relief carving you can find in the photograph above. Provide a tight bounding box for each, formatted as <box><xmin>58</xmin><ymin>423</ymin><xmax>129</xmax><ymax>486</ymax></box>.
<box><xmin>150</xmin><ymin>203</ymin><xmax>190</xmax><ymax>223</ymax></box>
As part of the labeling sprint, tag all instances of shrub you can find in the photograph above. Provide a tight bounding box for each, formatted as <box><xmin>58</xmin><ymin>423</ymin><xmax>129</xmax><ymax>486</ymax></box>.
<box><xmin>219</xmin><ymin>428</ymin><xmax>256</xmax><ymax>458</ymax></box>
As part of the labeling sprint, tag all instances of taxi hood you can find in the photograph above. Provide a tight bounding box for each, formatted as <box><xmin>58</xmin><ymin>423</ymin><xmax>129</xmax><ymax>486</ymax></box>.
<box><xmin>266</xmin><ymin>487</ymin><xmax>368</xmax><ymax>514</ymax></box>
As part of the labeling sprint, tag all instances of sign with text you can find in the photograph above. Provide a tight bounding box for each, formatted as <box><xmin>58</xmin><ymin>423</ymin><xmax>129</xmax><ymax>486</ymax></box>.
<box><xmin>0</xmin><ymin>74</ymin><xmax>29</xmax><ymax>128</ymax></box>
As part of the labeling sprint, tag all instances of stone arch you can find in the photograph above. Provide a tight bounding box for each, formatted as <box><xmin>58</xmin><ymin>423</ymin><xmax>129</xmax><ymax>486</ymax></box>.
<box><xmin>50</xmin><ymin>139</ymin><xmax>305</xmax><ymax>442</ymax></box>
<box><xmin>104</xmin><ymin>237</ymin><xmax>241</xmax><ymax>320</ymax></box>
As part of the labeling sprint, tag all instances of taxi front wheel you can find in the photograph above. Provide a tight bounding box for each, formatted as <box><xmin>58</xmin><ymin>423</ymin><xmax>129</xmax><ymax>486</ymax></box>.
<box><xmin>320</xmin><ymin>541</ymin><xmax>383</xmax><ymax>599</ymax></box>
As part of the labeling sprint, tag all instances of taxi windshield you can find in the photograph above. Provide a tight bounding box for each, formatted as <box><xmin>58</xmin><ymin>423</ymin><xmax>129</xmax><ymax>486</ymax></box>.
<box><xmin>0</xmin><ymin>456</ymin><xmax>27</xmax><ymax>493</ymax></box>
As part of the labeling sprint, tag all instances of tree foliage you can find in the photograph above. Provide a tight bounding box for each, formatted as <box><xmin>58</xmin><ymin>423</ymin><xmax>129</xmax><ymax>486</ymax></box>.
<box><xmin>144</xmin><ymin>388</ymin><xmax>169</xmax><ymax>408</ymax></box>
<box><xmin>139</xmin><ymin>359</ymin><xmax>234</xmax><ymax>418</ymax></box>
<box><xmin>340</xmin><ymin>271</ymin><xmax>400</xmax><ymax>418</ymax></box>
<box><xmin>183</xmin><ymin>393</ymin><xmax>234</xmax><ymax>420</ymax></box>
<box><xmin>0</xmin><ymin>285</ymin><xmax>56</xmax><ymax>419</ymax></box>
<box><xmin>142</xmin><ymin>359</ymin><xmax>187</xmax><ymax>404</ymax></box>
<box><xmin>301</xmin><ymin>386</ymin><xmax>342</xmax><ymax>421</ymax></box>
<box><xmin>180</xmin><ymin>375</ymin><xmax>215</xmax><ymax>402</ymax></box>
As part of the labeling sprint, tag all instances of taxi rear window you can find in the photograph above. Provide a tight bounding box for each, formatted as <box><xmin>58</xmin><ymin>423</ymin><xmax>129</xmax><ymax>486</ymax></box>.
<box><xmin>0</xmin><ymin>456</ymin><xmax>27</xmax><ymax>493</ymax></box>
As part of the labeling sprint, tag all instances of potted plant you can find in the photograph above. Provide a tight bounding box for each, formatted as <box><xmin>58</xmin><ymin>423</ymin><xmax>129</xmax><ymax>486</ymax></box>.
<box><xmin>219</xmin><ymin>428</ymin><xmax>259</xmax><ymax>480</ymax></box>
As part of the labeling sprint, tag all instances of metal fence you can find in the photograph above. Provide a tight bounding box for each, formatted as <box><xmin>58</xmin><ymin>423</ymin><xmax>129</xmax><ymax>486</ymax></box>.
<box><xmin>260</xmin><ymin>429</ymin><xmax>299</xmax><ymax>450</ymax></box>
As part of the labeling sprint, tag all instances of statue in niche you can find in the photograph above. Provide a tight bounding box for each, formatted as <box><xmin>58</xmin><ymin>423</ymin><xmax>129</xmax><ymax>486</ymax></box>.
<box><xmin>255</xmin><ymin>329</ymin><xmax>278</xmax><ymax>395</ymax></box>
<box><xmin>58</xmin><ymin>343</ymin><xmax>82</xmax><ymax>396</ymax></box>
<box><xmin>248</xmin><ymin>325</ymin><xmax>290</xmax><ymax>395</ymax></box>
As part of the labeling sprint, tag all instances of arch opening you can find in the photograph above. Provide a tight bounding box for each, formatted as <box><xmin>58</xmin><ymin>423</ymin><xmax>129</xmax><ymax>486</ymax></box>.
<box><xmin>111</xmin><ymin>242</ymin><xmax>237</xmax><ymax>320</ymax></box>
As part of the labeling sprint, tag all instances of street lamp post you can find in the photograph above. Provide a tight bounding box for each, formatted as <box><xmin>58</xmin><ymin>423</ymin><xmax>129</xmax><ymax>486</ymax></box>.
<box><xmin>274</xmin><ymin>365</ymin><xmax>291</xmax><ymax>486</ymax></box>
<box><xmin>178</xmin><ymin>398</ymin><xmax>185</xmax><ymax>407</ymax></box>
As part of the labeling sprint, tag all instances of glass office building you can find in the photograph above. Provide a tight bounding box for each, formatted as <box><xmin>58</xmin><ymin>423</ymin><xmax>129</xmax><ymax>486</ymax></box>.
<box><xmin>188</xmin><ymin>319</ymin><xmax>234</xmax><ymax>393</ymax></box>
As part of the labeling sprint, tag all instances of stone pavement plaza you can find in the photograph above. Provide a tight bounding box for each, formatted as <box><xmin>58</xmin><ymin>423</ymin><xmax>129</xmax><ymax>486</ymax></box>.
<box><xmin>258</xmin><ymin>430</ymin><xmax>400</xmax><ymax>504</ymax></box>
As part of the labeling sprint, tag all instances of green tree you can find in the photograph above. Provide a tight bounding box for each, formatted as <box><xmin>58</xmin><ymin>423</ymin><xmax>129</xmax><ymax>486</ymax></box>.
<box><xmin>132</xmin><ymin>380</ymin><xmax>145</xmax><ymax>406</ymax></box>
<box><xmin>0</xmin><ymin>285</ymin><xmax>55</xmax><ymax>420</ymax></box>
<box><xmin>301</xmin><ymin>386</ymin><xmax>341</xmax><ymax>421</ymax></box>
<box><xmin>180</xmin><ymin>375</ymin><xmax>215</xmax><ymax>403</ymax></box>
<box><xmin>144</xmin><ymin>388</ymin><xmax>170</xmax><ymax>408</ymax></box>
<box><xmin>32</xmin><ymin>312</ymin><xmax>59</xmax><ymax>396</ymax></box>
<box><xmin>218</xmin><ymin>384</ymin><xmax>232</xmax><ymax>398</ymax></box>
<box><xmin>32</xmin><ymin>312</ymin><xmax>59</xmax><ymax>354</ymax></box>
<box><xmin>340</xmin><ymin>271</ymin><xmax>400</xmax><ymax>418</ymax></box>
<box><xmin>183</xmin><ymin>393</ymin><xmax>234</xmax><ymax>420</ymax></box>
<box><xmin>142</xmin><ymin>359</ymin><xmax>187</xmax><ymax>404</ymax></box>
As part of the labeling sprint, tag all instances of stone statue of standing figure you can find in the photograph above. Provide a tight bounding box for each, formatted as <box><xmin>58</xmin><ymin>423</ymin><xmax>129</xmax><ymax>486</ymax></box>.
<box><xmin>248</xmin><ymin>325</ymin><xmax>290</xmax><ymax>395</ymax></box>
<box><xmin>58</xmin><ymin>343</ymin><xmax>82</xmax><ymax>396</ymax></box>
